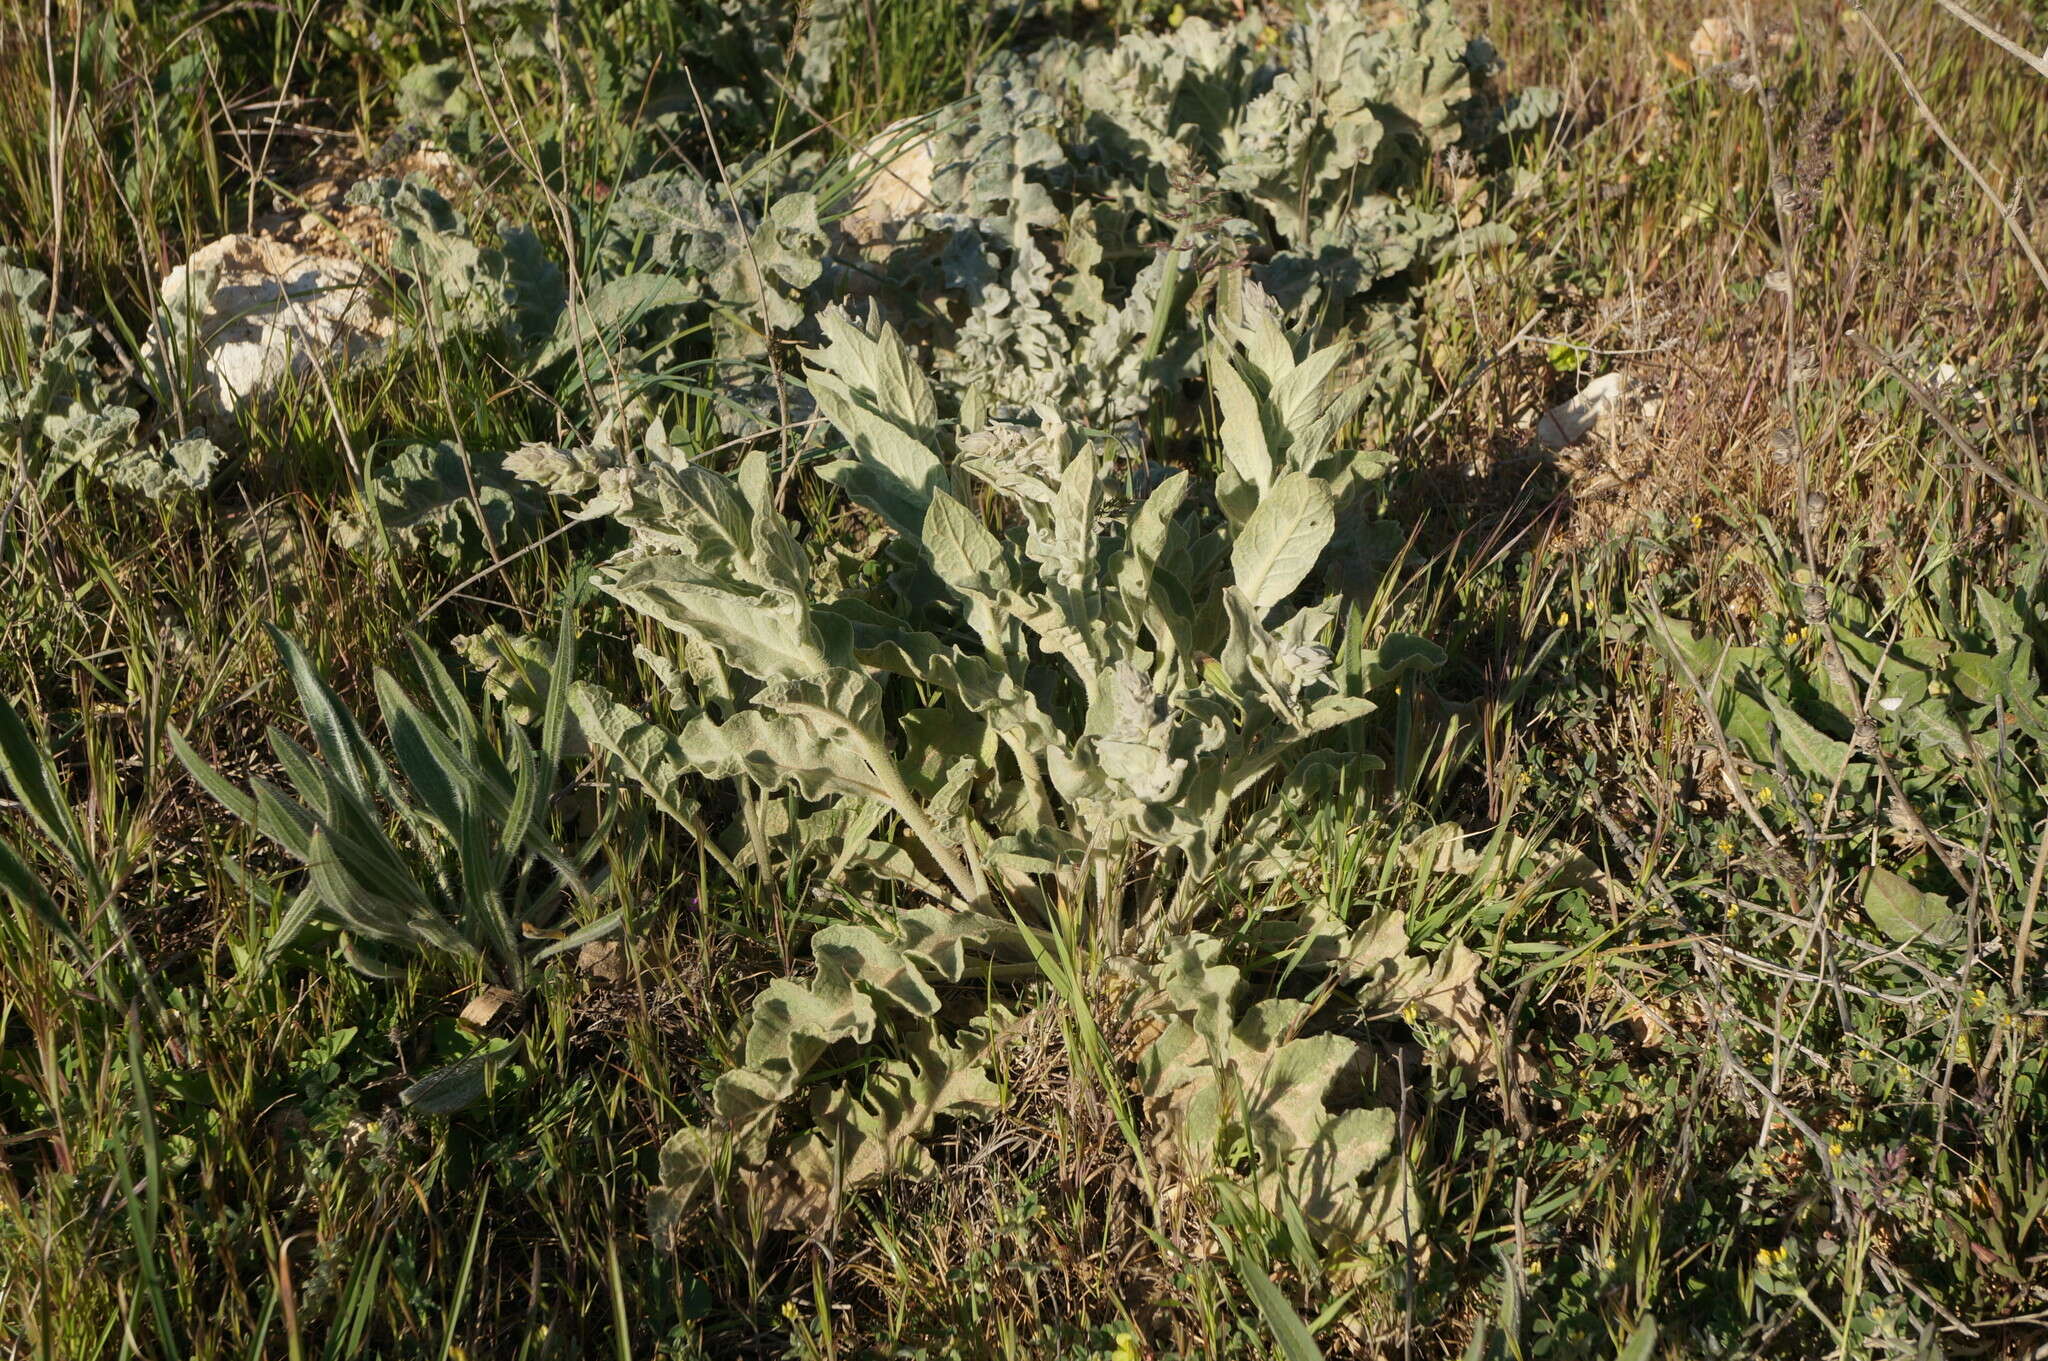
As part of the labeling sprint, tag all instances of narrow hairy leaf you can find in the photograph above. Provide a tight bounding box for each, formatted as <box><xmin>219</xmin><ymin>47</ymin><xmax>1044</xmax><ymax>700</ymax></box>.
<box><xmin>540</xmin><ymin>589</ymin><xmax>578</xmax><ymax>780</ymax></box>
<box><xmin>167</xmin><ymin>725</ymin><xmax>261</xmax><ymax>826</ymax></box>
<box><xmin>400</xmin><ymin>1049</ymin><xmax>506</xmax><ymax>1114</ymax></box>
<box><xmin>408</xmin><ymin>638</ymin><xmax>482</xmax><ymax>749</ymax></box>
<box><xmin>378</xmin><ymin>672</ymin><xmax>467</xmax><ymax>835</ymax></box>
<box><xmin>528</xmin><ymin>910</ymin><xmax>624</xmax><ymax>963</ymax></box>
<box><xmin>269</xmin><ymin>628</ymin><xmax>388</xmax><ymax>807</ymax></box>
<box><xmin>1228</xmin><ymin>1253</ymin><xmax>1326</xmax><ymax>1361</ymax></box>
<box><xmin>262</xmin><ymin>887</ymin><xmax>326</xmax><ymax>968</ymax></box>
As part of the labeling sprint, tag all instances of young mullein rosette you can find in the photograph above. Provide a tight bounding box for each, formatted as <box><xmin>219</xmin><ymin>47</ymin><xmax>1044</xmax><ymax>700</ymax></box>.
<box><xmin>511</xmin><ymin>296</ymin><xmax>1470</xmax><ymax>1240</ymax></box>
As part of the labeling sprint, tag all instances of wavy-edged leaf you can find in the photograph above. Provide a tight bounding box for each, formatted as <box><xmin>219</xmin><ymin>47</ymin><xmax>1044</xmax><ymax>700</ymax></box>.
<box><xmin>533</xmin><ymin>273</ymin><xmax>699</xmax><ymax>371</ymax></box>
<box><xmin>1232</xmin><ymin>472</ymin><xmax>1335</xmax><ymax>610</ymax></box>
<box><xmin>920</xmin><ymin>489</ymin><xmax>1009</xmax><ymax>598</ymax></box>
<box><xmin>569</xmin><ymin>684</ymin><xmax>712</xmax><ymax>830</ymax></box>
<box><xmin>1863</xmin><ymin>868</ymin><xmax>1963</xmax><ymax>949</ymax></box>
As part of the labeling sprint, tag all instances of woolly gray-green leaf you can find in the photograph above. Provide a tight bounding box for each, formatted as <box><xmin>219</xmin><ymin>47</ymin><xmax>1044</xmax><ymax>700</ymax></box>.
<box><xmin>400</xmin><ymin>1048</ymin><xmax>508</xmax><ymax>1115</ymax></box>
<box><xmin>533</xmin><ymin>273</ymin><xmax>700</xmax><ymax>371</ymax></box>
<box><xmin>920</xmin><ymin>489</ymin><xmax>1009</xmax><ymax>598</ymax></box>
<box><xmin>1863</xmin><ymin>868</ymin><xmax>1963</xmax><ymax>949</ymax></box>
<box><xmin>1231</xmin><ymin>472</ymin><xmax>1335</xmax><ymax>610</ymax></box>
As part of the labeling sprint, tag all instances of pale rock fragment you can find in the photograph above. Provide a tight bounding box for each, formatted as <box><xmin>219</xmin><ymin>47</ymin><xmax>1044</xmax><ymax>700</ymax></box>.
<box><xmin>459</xmin><ymin>985</ymin><xmax>523</xmax><ymax>1029</ymax></box>
<box><xmin>577</xmin><ymin>939</ymin><xmax>625</xmax><ymax>983</ymax></box>
<box><xmin>1687</xmin><ymin>16</ymin><xmax>1794</xmax><ymax>74</ymax></box>
<box><xmin>1536</xmin><ymin>371</ymin><xmax>1630</xmax><ymax>450</ymax></box>
<box><xmin>1688</xmin><ymin>16</ymin><xmax>1745</xmax><ymax>68</ymax></box>
<box><xmin>839</xmin><ymin>115</ymin><xmax>939</xmax><ymax>248</ymax></box>
<box><xmin>144</xmin><ymin>234</ymin><xmax>393</xmax><ymax>416</ymax></box>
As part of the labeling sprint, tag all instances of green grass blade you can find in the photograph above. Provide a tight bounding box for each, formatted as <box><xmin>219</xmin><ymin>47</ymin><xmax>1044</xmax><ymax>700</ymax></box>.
<box><xmin>1226</xmin><ymin>1250</ymin><xmax>1324</xmax><ymax>1361</ymax></box>
<box><xmin>605</xmin><ymin>1235</ymin><xmax>631</xmax><ymax>1361</ymax></box>
<box><xmin>0</xmin><ymin>693</ymin><xmax>89</xmax><ymax>881</ymax></box>
<box><xmin>124</xmin><ymin>1015</ymin><xmax>184</xmax><ymax>1361</ymax></box>
<box><xmin>0</xmin><ymin>828</ymin><xmax>91</xmax><ymax>963</ymax></box>
<box><xmin>435</xmin><ymin>1192</ymin><xmax>490</xmax><ymax>1361</ymax></box>
<box><xmin>321</xmin><ymin>1233</ymin><xmax>388</xmax><ymax>1361</ymax></box>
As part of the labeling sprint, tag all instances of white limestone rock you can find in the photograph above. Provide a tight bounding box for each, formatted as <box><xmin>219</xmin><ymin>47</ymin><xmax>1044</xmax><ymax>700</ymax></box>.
<box><xmin>839</xmin><ymin>116</ymin><xmax>939</xmax><ymax>249</ymax></box>
<box><xmin>1536</xmin><ymin>372</ymin><xmax>1631</xmax><ymax>450</ymax></box>
<box><xmin>144</xmin><ymin>234</ymin><xmax>393</xmax><ymax>416</ymax></box>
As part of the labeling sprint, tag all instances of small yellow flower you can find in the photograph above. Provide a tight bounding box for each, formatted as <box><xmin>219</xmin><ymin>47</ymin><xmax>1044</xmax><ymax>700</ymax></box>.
<box><xmin>1895</xmin><ymin>1063</ymin><xmax>1914</xmax><ymax>1083</ymax></box>
<box><xmin>1555</xmin><ymin>611</ymin><xmax>1570</xmax><ymax>627</ymax></box>
<box><xmin>1601</xmin><ymin>1254</ymin><xmax>1617</xmax><ymax>1272</ymax></box>
<box><xmin>1755</xmin><ymin>785</ymin><xmax>1775</xmax><ymax>806</ymax></box>
<box><xmin>1808</xmin><ymin>789</ymin><xmax>1825</xmax><ymax>805</ymax></box>
<box><xmin>1717</xmin><ymin>836</ymin><xmax>1735</xmax><ymax>854</ymax></box>
<box><xmin>1167</xmin><ymin>3</ymin><xmax>1185</xmax><ymax>25</ymax></box>
<box><xmin>1969</xmin><ymin>987</ymin><xmax>1989</xmax><ymax>1008</ymax></box>
<box><xmin>1762</xmin><ymin>1050</ymin><xmax>1775</xmax><ymax>1065</ymax></box>
<box><xmin>1827</xmin><ymin>1139</ymin><xmax>1843</xmax><ymax>1159</ymax></box>
<box><xmin>1690</xmin><ymin>514</ymin><xmax>1705</xmax><ymax>531</ymax></box>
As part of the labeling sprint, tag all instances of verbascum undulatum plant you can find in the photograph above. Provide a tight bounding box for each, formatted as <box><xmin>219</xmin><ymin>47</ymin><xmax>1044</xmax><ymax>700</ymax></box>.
<box><xmin>504</xmin><ymin>298</ymin><xmax>1484</xmax><ymax>1245</ymax></box>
